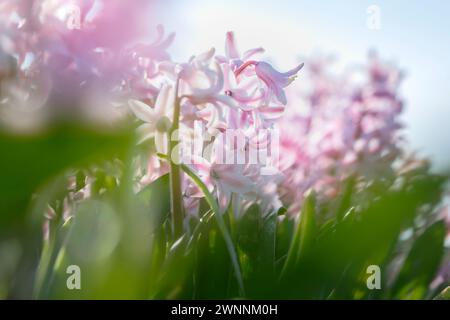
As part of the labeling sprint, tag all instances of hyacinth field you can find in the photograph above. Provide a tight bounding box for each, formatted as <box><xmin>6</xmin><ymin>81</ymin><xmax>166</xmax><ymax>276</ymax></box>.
<box><xmin>0</xmin><ymin>1</ymin><xmax>449</xmax><ymax>301</ymax></box>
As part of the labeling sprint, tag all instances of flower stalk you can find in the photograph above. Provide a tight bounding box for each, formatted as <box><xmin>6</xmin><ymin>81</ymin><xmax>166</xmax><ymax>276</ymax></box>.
<box><xmin>180</xmin><ymin>162</ymin><xmax>245</xmax><ymax>296</ymax></box>
<box><xmin>168</xmin><ymin>77</ymin><xmax>184</xmax><ymax>239</ymax></box>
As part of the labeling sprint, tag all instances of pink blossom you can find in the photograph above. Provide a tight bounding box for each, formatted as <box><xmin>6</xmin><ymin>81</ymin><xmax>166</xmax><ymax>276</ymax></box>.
<box><xmin>190</xmin><ymin>158</ymin><xmax>254</xmax><ymax>213</ymax></box>
<box><xmin>277</xmin><ymin>53</ymin><xmax>405</xmax><ymax>214</ymax></box>
<box><xmin>216</xmin><ymin>31</ymin><xmax>264</xmax><ymax>70</ymax></box>
<box><xmin>129</xmin><ymin>83</ymin><xmax>174</xmax><ymax>153</ymax></box>
<box><xmin>233</xmin><ymin>60</ymin><xmax>304</xmax><ymax>105</ymax></box>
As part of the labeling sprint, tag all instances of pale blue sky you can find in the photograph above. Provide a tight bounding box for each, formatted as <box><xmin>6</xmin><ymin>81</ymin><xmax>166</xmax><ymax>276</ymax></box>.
<box><xmin>155</xmin><ymin>0</ymin><xmax>450</xmax><ymax>169</ymax></box>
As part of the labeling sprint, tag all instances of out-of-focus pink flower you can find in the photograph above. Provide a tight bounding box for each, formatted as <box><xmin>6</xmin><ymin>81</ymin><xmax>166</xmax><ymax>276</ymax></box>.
<box><xmin>277</xmin><ymin>53</ymin><xmax>405</xmax><ymax>214</ymax></box>
<box><xmin>0</xmin><ymin>0</ymin><xmax>168</xmax><ymax>118</ymax></box>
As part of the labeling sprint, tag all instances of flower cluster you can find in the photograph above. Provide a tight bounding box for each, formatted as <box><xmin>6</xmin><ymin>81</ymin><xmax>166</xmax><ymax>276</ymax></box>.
<box><xmin>0</xmin><ymin>0</ymin><xmax>171</xmax><ymax>125</ymax></box>
<box><xmin>131</xmin><ymin>32</ymin><xmax>303</xmax><ymax>215</ymax></box>
<box><xmin>2</xmin><ymin>1</ymin><xmax>303</xmax><ymax>217</ymax></box>
<box><xmin>0</xmin><ymin>1</ymin><xmax>426</xmax><ymax>222</ymax></box>
<box><xmin>278</xmin><ymin>53</ymin><xmax>406</xmax><ymax>214</ymax></box>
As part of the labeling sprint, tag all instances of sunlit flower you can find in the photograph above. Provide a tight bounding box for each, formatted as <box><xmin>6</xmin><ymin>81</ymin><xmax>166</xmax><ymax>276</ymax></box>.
<box><xmin>129</xmin><ymin>83</ymin><xmax>174</xmax><ymax>153</ymax></box>
<box><xmin>189</xmin><ymin>140</ymin><xmax>254</xmax><ymax>213</ymax></box>
<box><xmin>234</xmin><ymin>60</ymin><xmax>304</xmax><ymax>105</ymax></box>
<box><xmin>216</xmin><ymin>31</ymin><xmax>265</xmax><ymax>70</ymax></box>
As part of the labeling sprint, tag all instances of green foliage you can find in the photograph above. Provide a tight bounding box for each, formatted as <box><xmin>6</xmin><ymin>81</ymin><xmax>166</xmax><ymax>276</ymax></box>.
<box><xmin>391</xmin><ymin>221</ymin><xmax>446</xmax><ymax>299</ymax></box>
<box><xmin>433</xmin><ymin>286</ymin><xmax>450</xmax><ymax>300</ymax></box>
<box><xmin>0</xmin><ymin>122</ymin><xmax>134</xmax><ymax>298</ymax></box>
<box><xmin>0</xmin><ymin>124</ymin><xmax>448</xmax><ymax>299</ymax></box>
<box><xmin>0</xmin><ymin>123</ymin><xmax>134</xmax><ymax>228</ymax></box>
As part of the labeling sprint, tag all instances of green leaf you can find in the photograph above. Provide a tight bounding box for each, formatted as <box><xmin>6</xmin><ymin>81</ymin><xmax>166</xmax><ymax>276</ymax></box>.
<box><xmin>192</xmin><ymin>216</ymin><xmax>233</xmax><ymax>299</ymax></box>
<box><xmin>179</xmin><ymin>163</ymin><xmax>245</xmax><ymax>296</ymax></box>
<box><xmin>391</xmin><ymin>221</ymin><xmax>446</xmax><ymax>299</ymax></box>
<box><xmin>281</xmin><ymin>190</ymin><xmax>317</xmax><ymax>280</ymax></box>
<box><xmin>433</xmin><ymin>286</ymin><xmax>450</xmax><ymax>300</ymax></box>
<box><xmin>234</xmin><ymin>204</ymin><xmax>277</xmax><ymax>297</ymax></box>
<box><xmin>0</xmin><ymin>123</ymin><xmax>134</xmax><ymax>229</ymax></box>
<box><xmin>138</xmin><ymin>174</ymin><xmax>171</xmax><ymax>228</ymax></box>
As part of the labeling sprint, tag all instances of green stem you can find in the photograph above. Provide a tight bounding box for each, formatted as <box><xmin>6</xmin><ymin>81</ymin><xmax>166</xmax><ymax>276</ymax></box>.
<box><xmin>158</xmin><ymin>153</ymin><xmax>245</xmax><ymax>294</ymax></box>
<box><xmin>179</xmin><ymin>162</ymin><xmax>245</xmax><ymax>296</ymax></box>
<box><xmin>168</xmin><ymin>77</ymin><xmax>184</xmax><ymax>239</ymax></box>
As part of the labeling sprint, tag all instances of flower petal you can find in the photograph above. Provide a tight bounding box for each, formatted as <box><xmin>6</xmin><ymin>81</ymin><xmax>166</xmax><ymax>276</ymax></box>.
<box><xmin>154</xmin><ymin>83</ymin><xmax>174</xmax><ymax>115</ymax></box>
<box><xmin>225</xmin><ymin>31</ymin><xmax>240</xmax><ymax>60</ymax></box>
<box><xmin>155</xmin><ymin>131</ymin><xmax>168</xmax><ymax>154</ymax></box>
<box><xmin>136</xmin><ymin>123</ymin><xmax>156</xmax><ymax>143</ymax></box>
<box><xmin>243</xmin><ymin>47</ymin><xmax>265</xmax><ymax>60</ymax></box>
<box><xmin>129</xmin><ymin>99</ymin><xmax>157</xmax><ymax>123</ymax></box>
<box><xmin>217</xmin><ymin>186</ymin><xmax>231</xmax><ymax>213</ymax></box>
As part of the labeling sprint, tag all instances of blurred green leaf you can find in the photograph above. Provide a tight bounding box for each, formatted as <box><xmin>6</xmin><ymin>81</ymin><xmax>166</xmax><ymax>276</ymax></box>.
<box><xmin>235</xmin><ymin>204</ymin><xmax>277</xmax><ymax>297</ymax></box>
<box><xmin>138</xmin><ymin>174</ymin><xmax>170</xmax><ymax>229</ymax></box>
<box><xmin>0</xmin><ymin>123</ymin><xmax>134</xmax><ymax>229</ymax></box>
<box><xmin>433</xmin><ymin>286</ymin><xmax>450</xmax><ymax>300</ymax></box>
<box><xmin>392</xmin><ymin>221</ymin><xmax>446</xmax><ymax>299</ymax></box>
<box><xmin>193</xmin><ymin>219</ymin><xmax>234</xmax><ymax>299</ymax></box>
<box><xmin>281</xmin><ymin>191</ymin><xmax>317</xmax><ymax>280</ymax></box>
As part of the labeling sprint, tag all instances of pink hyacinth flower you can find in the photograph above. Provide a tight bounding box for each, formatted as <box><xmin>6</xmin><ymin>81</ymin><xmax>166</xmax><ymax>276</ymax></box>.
<box><xmin>254</xmin><ymin>61</ymin><xmax>304</xmax><ymax>105</ymax></box>
<box><xmin>189</xmin><ymin>143</ymin><xmax>254</xmax><ymax>213</ymax></box>
<box><xmin>216</xmin><ymin>31</ymin><xmax>265</xmax><ymax>70</ymax></box>
<box><xmin>234</xmin><ymin>60</ymin><xmax>304</xmax><ymax>105</ymax></box>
